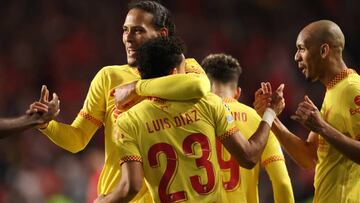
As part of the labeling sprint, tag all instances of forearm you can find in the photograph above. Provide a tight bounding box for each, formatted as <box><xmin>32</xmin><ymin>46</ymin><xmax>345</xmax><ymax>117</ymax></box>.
<box><xmin>224</xmin><ymin>122</ymin><xmax>271</xmax><ymax>169</ymax></box>
<box><xmin>98</xmin><ymin>182</ymin><xmax>135</xmax><ymax>203</ymax></box>
<box><xmin>0</xmin><ymin>115</ymin><xmax>40</xmax><ymax>138</ymax></box>
<box><xmin>272</xmin><ymin>118</ymin><xmax>317</xmax><ymax>169</ymax></box>
<box><xmin>136</xmin><ymin>73</ymin><xmax>210</xmax><ymax>100</ymax></box>
<box><xmin>319</xmin><ymin>122</ymin><xmax>360</xmax><ymax>164</ymax></box>
<box><xmin>40</xmin><ymin>117</ymin><xmax>98</xmax><ymax>153</ymax></box>
<box><xmin>245</xmin><ymin>121</ymin><xmax>272</xmax><ymax>167</ymax></box>
<box><xmin>98</xmin><ymin>162</ymin><xmax>143</xmax><ymax>203</ymax></box>
<box><xmin>265</xmin><ymin>162</ymin><xmax>294</xmax><ymax>203</ymax></box>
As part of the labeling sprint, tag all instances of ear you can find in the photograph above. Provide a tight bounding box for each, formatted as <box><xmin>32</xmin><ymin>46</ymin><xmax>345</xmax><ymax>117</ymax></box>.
<box><xmin>159</xmin><ymin>28</ymin><xmax>169</xmax><ymax>37</ymax></box>
<box><xmin>234</xmin><ymin>87</ymin><xmax>241</xmax><ymax>100</ymax></box>
<box><xmin>320</xmin><ymin>43</ymin><xmax>330</xmax><ymax>58</ymax></box>
<box><xmin>170</xmin><ymin>68</ymin><xmax>177</xmax><ymax>75</ymax></box>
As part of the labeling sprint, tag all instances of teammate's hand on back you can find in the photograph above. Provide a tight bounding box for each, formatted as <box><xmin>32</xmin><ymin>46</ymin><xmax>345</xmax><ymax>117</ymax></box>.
<box><xmin>114</xmin><ymin>81</ymin><xmax>144</xmax><ymax>111</ymax></box>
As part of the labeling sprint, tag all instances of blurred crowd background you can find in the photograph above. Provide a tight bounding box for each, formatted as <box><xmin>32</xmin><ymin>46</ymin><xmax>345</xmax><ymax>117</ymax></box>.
<box><xmin>0</xmin><ymin>0</ymin><xmax>359</xmax><ymax>202</ymax></box>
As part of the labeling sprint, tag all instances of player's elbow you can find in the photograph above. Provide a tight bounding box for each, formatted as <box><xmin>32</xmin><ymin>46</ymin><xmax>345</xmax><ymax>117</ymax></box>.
<box><xmin>126</xmin><ymin>180</ymin><xmax>142</xmax><ymax>200</ymax></box>
<box><xmin>235</xmin><ymin>152</ymin><xmax>258</xmax><ymax>169</ymax></box>
<box><xmin>67</xmin><ymin>141</ymin><xmax>87</xmax><ymax>153</ymax></box>
<box><xmin>242</xmin><ymin>160</ymin><xmax>257</xmax><ymax>169</ymax></box>
<box><xmin>128</xmin><ymin>185</ymin><xmax>141</xmax><ymax>197</ymax></box>
<box><xmin>68</xmin><ymin>146</ymin><xmax>85</xmax><ymax>153</ymax></box>
<box><xmin>295</xmin><ymin>158</ymin><xmax>317</xmax><ymax>170</ymax></box>
<box><xmin>191</xmin><ymin>75</ymin><xmax>210</xmax><ymax>98</ymax></box>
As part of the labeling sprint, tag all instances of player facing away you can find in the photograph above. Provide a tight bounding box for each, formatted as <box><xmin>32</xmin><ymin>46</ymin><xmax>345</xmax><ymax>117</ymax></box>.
<box><xmin>30</xmin><ymin>1</ymin><xmax>211</xmax><ymax>202</ymax></box>
<box><xmin>201</xmin><ymin>53</ymin><xmax>294</xmax><ymax>203</ymax></box>
<box><xmin>96</xmin><ymin>36</ymin><xmax>285</xmax><ymax>203</ymax></box>
<box><xmin>254</xmin><ymin>20</ymin><xmax>360</xmax><ymax>202</ymax></box>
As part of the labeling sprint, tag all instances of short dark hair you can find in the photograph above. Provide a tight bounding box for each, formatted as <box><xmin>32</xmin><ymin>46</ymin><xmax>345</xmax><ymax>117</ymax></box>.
<box><xmin>201</xmin><ymin>53</ymin><xmax>242</xmax><ymax>85</ymax></box>
<box><xmin>128</xmin><ymin>1</ymin><xmax>176</xmax><ymax>36</ymax></box>
<box><xmin>137</xmin><ymin>36</ymin><xmax>185</xmax><ymax>79</ymax></box>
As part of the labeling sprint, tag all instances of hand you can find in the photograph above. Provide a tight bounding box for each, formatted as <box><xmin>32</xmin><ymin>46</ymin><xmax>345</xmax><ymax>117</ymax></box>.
<box><xmin>253</xmin><ymin>82</ymin><xmax>285</xmax><ymax>116</ymax></box>
<box><xmin>268</xmin><ymin>83</ymin><xmax>285</xmax><ymax>116</ymax></box>
<box><xmin>94</xmin><ymin>195</ymin><xmax>106</xmax><ymax>203</ymax></box>
<box><xmin>291</xmin><ymin>95</ymin><xmax>324</xmax><ymax>133</ymax></box>
<box><xmin>253</xmin><ymin>83</ymin><xmax>272</xmax><ymax>116</ymax></box>
<box><xmin>28</xmin><ymin>85</ymin><xmax>61</xmax><ymax>128</ymax></box>
<box><xmin>113</xmin><ymin>81</ymin><xmax>143</xmax><ymax>111</ymax></box>
<box><xmin>26</xmin><ymin>102</ymin><xmax>49</xmax><ymax>114</ymax></box>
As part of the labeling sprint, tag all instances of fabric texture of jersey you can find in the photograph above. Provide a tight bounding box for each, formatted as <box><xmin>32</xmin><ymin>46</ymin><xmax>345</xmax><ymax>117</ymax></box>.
<box><xmin>315</xmin><ymin>69</ymin><xmax>360</xmax><ymax>203</ymax></box>
<box><xmin>219</xmin><ymin>98</ymin><xmax>294</xmax><ymax>203</ymax></box>
<box><xmin>116</xmin><ymin>93</ymin><xmax>238</xmax><ymax>203</ymax></box>
<box><xmin>39</xmin><ymin>59</ymin><xmax>208</xmax><ymax>203</ymax></box>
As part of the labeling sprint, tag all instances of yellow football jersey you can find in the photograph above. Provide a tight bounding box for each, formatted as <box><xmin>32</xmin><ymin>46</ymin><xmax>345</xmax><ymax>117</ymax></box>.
<box><xmin>217</xmin><ymin>98</ymin><xmax>293</xmax><ymax>203</ymax></box>
<box><xmin>39</xmin><ymin>59</ymin><xmax>209</xmax><ymax>203</ymax></box>
<box><xmin>314</xmin><ymin>69</ymin><xmax>360</xmax><ymax>203</ymax></box>
<box><xmin>116</xmin><ymin>93</ymin><xmax>238</xmax><ymax>203</ymax></box>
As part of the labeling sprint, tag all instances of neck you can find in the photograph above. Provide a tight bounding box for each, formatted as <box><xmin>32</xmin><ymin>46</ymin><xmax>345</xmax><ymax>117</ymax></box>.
<box><xmin>211</xmin><ymin>82</ymin><xmax>235</xmax><ymax>99</ymax></box>
<box><xmin>319</xmin><ymin>58</ymin><xmax>348</xmax><ymax>86</ymax></box>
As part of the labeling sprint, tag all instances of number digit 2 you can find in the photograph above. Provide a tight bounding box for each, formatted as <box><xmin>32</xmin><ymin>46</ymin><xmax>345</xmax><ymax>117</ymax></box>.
<box><xmin>148</xmin><ymin>143</ymin><xmax>186</xmax><ymax>203</ymax></box>
<box><xmin>148</xmin><ymin>133</ymin><xmax>215</xmax><ymax>203</ymax></box>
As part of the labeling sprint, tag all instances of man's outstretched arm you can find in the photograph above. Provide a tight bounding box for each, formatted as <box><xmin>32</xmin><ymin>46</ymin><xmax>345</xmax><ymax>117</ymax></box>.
<box><xmin>254</xmin><ymin>85</ymin><xmax>318</xmax><ymax>169</ymax></box>
<box><xmin>221</xmin><ymin>83</ymin><xmax>285</xmax><ymax>169</ymax></box>
<box><xmin>0</xmin><ymin>92</ymin><xmax>59</xmax><ymax>138</ymax></box>
<box><xmin>115</xmin><ymin>59</ymin><xmax>210</xmax><ymax>109</ymax></box>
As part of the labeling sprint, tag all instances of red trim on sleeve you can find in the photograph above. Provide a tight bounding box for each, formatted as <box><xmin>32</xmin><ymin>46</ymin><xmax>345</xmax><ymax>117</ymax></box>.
<box><xmin>120</xmin><ymin>155</ymin><xmax>143</xmax><ymax>165</ymax></box>
<box><xmin>78</xmin><ymin>111</ymin><xmax>103</xmax><ymax>127</ymax></box>
<box><xmin>261</xmin><ymin>155</ymin><xmax>284</xmax><ymax>167</ymax></box>
<box><xmin>218</xmin><ymin>126</ymin><xmax>239</xmax><ymax>142</ymax></box>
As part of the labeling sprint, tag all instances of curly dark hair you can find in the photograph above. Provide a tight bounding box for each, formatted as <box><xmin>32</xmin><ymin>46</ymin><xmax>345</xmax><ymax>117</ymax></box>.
<box><xmin>136</xmin><ymin>36</ymin><xmax>185</xmax><ymax>79</ymax></box>
<box><xmin>128</xmin><ymin>1</ymin><xmax>176</xmax><ymax>36</ymax></box>
<box><xmin>201</xmin><ymin>53</ymin><xmax>242</xmax><ymax>85</ymax></box>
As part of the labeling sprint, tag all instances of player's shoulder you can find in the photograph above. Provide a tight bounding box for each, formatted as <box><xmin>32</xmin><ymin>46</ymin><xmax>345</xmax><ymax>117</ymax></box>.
<box><xmin>117</xmin><ymin>102</ymin><xmax>146</xmax><ymax>124</ymax></box>
<box><xmin>124</xmin><ymin>99</ymin><xmax>153</xmax><ymax>116</ymax></box>
<box><xmin>201</xmin><ymin>92</ymin><xmax>223</xmax><ymax>103</ymax></box>
<box><xmin>196</xmin><ymin>93</ymin><xmax>228</xmax><ymax>112</ymax></box>
<box><xmin>97</xmin><ymin>64</ymin><xmax>134</xmax><ymax>75</ymax></box>
<box><xmin>347</xmin><ymin>71</ymin><xmax>360</xmax><ymax>86</ymax></box>
<box><xmin>184</xmin><ymin>58</ymin><xmax>205</xmax><ymax>74</ymax></box>
<box><xmin>184</xmin><ymin>58</ymin><xmax>200</xmax><ymax>66</ymax></box>
<box><xmin>235</xmin><ymin>102</ymin><xmax>258</xmax><ymax>114</ymax></box>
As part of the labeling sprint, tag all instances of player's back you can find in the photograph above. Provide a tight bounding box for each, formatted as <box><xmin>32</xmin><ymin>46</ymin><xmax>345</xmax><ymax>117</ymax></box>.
<box><xmin>117</xmin><ymin>93</ymin><xmax>235</xmax><ymax>203</ymax></box>
<box><xmin>217</xmin><ymin>98</ymin><xmax>286</xmax><ymax>203</ymax></box>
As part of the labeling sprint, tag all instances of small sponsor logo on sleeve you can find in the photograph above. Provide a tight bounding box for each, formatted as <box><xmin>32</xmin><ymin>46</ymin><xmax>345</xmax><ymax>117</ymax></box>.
<box><xmin>350</xmin><ymin>107</ymin><xmax>360</xmax><ymax>115</ymax></box>
<box><xmin>349</xmin><ymin>95</ymin><xmax>360</xmax><ymax>115</ymax></box>
<box><xmin>354</xmin><ymin>95</ymin><xmax>360</xmax><ymax>106</ymax></box>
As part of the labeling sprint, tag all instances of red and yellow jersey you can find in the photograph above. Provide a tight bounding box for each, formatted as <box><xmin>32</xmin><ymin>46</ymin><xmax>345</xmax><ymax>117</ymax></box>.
<box><xmin>116</xmin><ymin>93</ymin><xmax>238</xmax><ymax>203</ymax></box>
<box><xmin>217</xmin><ymin>98</ymin><xmax>294</xmax><ymax>203</ymax></box>
<box><xmin>315</xmin><ymin>69</ymin><xmax>360</xmax><ymax>203</ymax></box>
<box><xmin>39</xmin><ymin>59</ymin><xmax>209</xmax><ymax>202</ymax></box>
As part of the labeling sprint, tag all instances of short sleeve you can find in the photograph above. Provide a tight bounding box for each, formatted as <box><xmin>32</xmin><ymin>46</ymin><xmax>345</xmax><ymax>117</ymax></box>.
<box><xmin>344</xmin><ymin>83</ymin><xmax>360</xmax><ymax>139</ymax></box>
<box><xmin>79</xmin><ymin>68</ymin><xmax>107</xmax><ymax>126</ymax></box>
<box><xmin>211</xmin><ymin>96</ymin><xmax>238</xmax><ymax>141</ymax></box>
<box><xmin>115</xmin><ymin>112</ymin><xmax>142</xmax><ymax>165</ymax></box>
<box><xmin>261</xmin><ymin>131</ymin><xmax>285</xmax><ymax>167</ymax></box>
